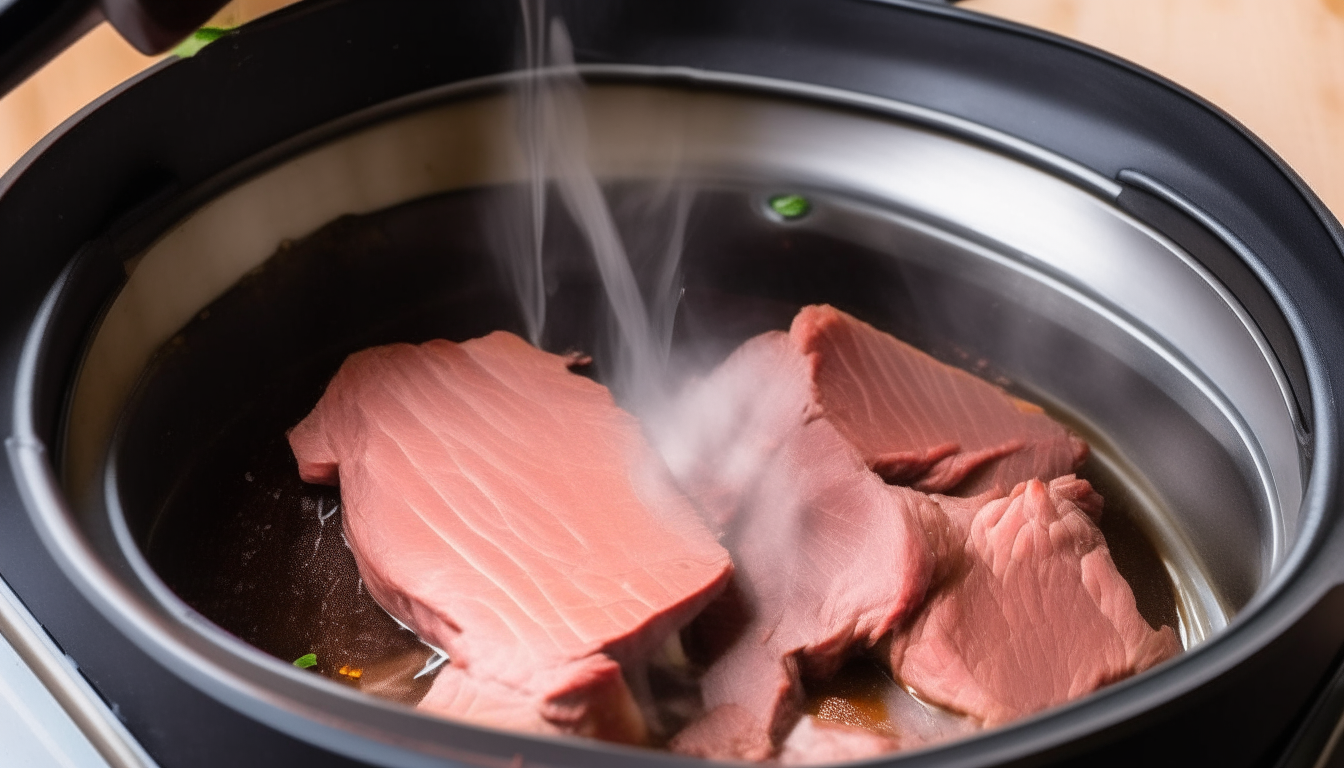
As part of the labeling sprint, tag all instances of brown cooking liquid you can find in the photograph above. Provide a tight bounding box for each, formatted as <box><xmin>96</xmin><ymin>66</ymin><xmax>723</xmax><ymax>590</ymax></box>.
<box><xmin>147</xmin><ymin>425</ymin><xmax>440</xmax><ymax>705</ymax></box>
<box><xmin>806</xmin><ymin>659</ymin><xmax>900</xmax><ymax>736</ymax></box>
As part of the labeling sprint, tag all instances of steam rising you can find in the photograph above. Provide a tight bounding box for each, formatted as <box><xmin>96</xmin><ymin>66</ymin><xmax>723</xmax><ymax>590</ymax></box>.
<box><xmin>510</xmin><ymin>0</ymin><xmax>549</xmax><ymax>345</ymax></box>
<box><xmin>502</xmin><ymin>0</ymin><xmax>691</xmax><ymax>408</ymax></box>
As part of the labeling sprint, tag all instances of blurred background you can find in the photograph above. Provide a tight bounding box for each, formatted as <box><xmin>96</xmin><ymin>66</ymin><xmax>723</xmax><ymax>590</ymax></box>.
<box><xmin>3</xmin><ymin>0</ymin><xmax>1343</xmax><ymax>217</ymax></box>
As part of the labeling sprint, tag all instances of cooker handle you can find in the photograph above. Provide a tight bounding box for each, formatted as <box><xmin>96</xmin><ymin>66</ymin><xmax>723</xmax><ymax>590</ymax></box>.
<box><xmin>99</xmin><ymin>0</ymin><xmax>234</xmax><ymax>56</ymax></box>
<box><xmin>0</xmin><ymin>0</ymin><xmax>228</xmax><ymax>99</ymax></box>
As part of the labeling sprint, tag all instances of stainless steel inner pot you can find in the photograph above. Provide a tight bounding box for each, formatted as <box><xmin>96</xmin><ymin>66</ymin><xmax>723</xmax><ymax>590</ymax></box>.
<box><xmin>36</xmin><ymin>74</ymin><xmax>1306</xmax><ymax>764</ymax></box>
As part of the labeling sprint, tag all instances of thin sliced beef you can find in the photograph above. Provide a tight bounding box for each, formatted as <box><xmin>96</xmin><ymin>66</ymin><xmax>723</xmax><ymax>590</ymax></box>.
<box><xmin>667</xmin><ymin>333</ymin><xmax>937</xmax><ymax>760</ymax></box>
<box><xmin>654</xmin><ymin>329</ymin><xmax>812</xmax><ymax>533</ymax></box>
<box><xmin>778</xmin><ymin>717</ymin><xmax>902</xmax><ymax>766</ymax></box>
<box><xmin>288</xmin><ymin>332</ymin><xmax>733</xmax><ymax>743</ymax></box>
<box><xmin>654</xmin><ymin>306</ymin><xmax>1088</xmax><ymax>536</ymax></box>
<box><xmin>889</xmin><ymin>476</ymin><xmax>1181</xmax><ymax>726</ymax></box>
<box><xmin>661</xmin><ymin>306</ymin><xmax>1168</xmax><ymax>761</ymax></box>
<box><xmin>793</xmin><ymin>304</ymin><xmax>1088</xmax><ymax>495</ymax></box>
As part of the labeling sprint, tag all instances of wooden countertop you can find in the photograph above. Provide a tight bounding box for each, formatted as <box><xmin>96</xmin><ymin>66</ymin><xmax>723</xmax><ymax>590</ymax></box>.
<box><xmin>2</xmin><ymin>0</ymin><xmax>1341</xmax><ymax>218</ymax></box>
<box><xmin>963</xmin><ymin>0</ymin><xmax>1344</xmax><ymax>219</ymax></box>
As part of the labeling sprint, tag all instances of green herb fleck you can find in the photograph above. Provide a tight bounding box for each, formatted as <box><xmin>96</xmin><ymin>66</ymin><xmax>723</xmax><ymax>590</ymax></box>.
<box><xmin>172</xmin><ymin>27</ymin><xmax>233</xmax><ymax>58</ymax></box>
<box><xmin>768</xmin><ymin>193</ymin><xmax>811</xmax><ymax>220</ymax></box>
<box><xmin>293</xmin><ymin>653</ymin><xmax>318</xmax><ymax>669</ymax></box>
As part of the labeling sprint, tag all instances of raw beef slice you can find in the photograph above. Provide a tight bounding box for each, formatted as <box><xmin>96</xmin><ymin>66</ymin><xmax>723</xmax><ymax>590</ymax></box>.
<box><xmin>653</xmin><ymin>326</ymin><xmax>818</xmax><ymax>533</ymax></box>
<box><xmin>793</xmin><ymin>304</ymin><xmax>1088</xmax><ymax>495</ymax></box>
<box><xmin>663</xmin><ymin>306</ymin><xmax>1167</xmax><ymax>761</ymax></box>
<box><xmin>288</xmin><ymin>332</ymin><xmax>733</xmax><ymax>743</ymax></box>
<box><xmin>889</xmin><ymin>476</ymin><xmax>1181</xmax><ymax>726</ymax></box>
<box><xmin>655</xmin><ymin>305</ymin><xmax>1088</xmax><ymax>535</ymax></box>
<box><xmin>778</xmin><ymin>717</ymin><xmax>902</xmax><ymax>766</ymax></box>
<box><xmin>666</xmin><ymin>331</ymin><xmax>942</xmax><ymax>760</ymax></box>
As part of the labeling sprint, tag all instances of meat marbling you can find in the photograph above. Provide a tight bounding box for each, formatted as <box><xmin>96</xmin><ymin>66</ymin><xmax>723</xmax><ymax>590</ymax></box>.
<box><xmin>288</xmin><ymin>332</ymin><xmax>733</xmax><ymax>743</ymax></box>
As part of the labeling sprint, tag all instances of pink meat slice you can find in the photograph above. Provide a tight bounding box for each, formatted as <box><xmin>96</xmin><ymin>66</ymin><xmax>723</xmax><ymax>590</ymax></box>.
<box><xmin>666</xmin><ymin>332</ymin><xmax>937</xmax><ymax>760</ymax></box>
<box><xmin>794</xmin><ymin>304</ymin><xmax>1088</xmax><ymax>496</ymax></box>
<box><xmin>655</xmin><ymin>306</ymin><xmax>1088</xmax><ymax>535</ymax></box>
<box><xmin>889</xmin><ymin>476</ymin><xmax>1181</xmax><ymax>726</ymax></box>
<box><xmin>660</xmin><ymin>306</ymin><xmax>1168</xmax><ymax>761</ymax></box>
<box><xmin>288</xmin><ymin>332</ymin><xmax>733</xmax><ymax>743</ymax></box>
<box><xmin>653</xmin><ymin>329</ymin><xmax>813</xmax><ymax>534</ymax></box>
<box><xmin>777</xmin><ymin>717</ymin><xmax>902</xmax><ymax>766</ymax></box>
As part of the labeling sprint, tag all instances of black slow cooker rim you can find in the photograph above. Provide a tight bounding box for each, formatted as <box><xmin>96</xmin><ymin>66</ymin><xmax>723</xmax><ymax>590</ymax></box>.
<box><xmin>3</xmin><ymin>1</ymin><xmax>1344</xmax><ymax>766</ymax></box>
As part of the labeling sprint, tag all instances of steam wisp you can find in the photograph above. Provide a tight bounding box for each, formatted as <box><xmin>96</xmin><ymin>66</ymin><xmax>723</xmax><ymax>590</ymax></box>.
<box><xmin>503</xmin><ymin>1</ymin><xmax>691</xmax><ymax>408</ymax></box>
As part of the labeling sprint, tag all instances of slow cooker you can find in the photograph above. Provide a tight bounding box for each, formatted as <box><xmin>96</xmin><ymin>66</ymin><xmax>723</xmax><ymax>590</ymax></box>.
<box><xmin>3</xmin><ymin>0</ymin><xmax>1344</xmax><ymax>766</ymax></box>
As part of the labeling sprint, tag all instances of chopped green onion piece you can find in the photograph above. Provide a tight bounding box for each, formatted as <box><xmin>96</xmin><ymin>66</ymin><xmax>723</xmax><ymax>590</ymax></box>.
<box><xmin>293</xmin><ymin>653</ymin><xmax>318</xmax><ymax>669</ymax></box>
<box><xmin>768</xmin><ymin>193</ymin><xmax>811</xmax><ymax>220</ymax></box>
<box><xmin>172</xmin><ymin>27</ymin><xmax>233</xmax><ymax>58</ymax></box>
